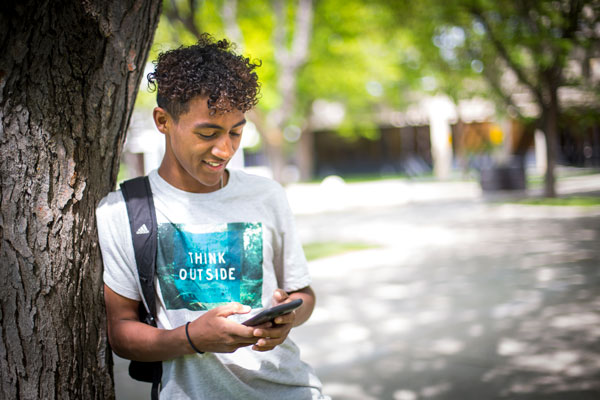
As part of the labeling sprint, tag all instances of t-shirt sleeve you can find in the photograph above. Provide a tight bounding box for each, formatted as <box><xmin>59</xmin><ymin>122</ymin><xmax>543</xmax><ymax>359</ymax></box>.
<box><xmin>96</xmin><ymin>191</ymin><xmax>141</xmax><ymax>301</ymax></box>
<box><xmin>272</xmin><ymin>186</ymin><xmax>312</xmax><ymax>293</ymax></box>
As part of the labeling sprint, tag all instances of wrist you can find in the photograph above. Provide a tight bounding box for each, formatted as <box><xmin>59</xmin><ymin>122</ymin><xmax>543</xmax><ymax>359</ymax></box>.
<box><xmin>159</xmin><ymin>323</ymin><xmax>198</xmax><ymax>358</ymax></box>
<box><xmin>185</xmin><ymin>321</ymin><xmax>204</xmax><ymax>354</ymax></box>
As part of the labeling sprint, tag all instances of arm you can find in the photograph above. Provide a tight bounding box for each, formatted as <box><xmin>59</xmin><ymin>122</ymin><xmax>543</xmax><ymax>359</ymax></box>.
<box><xmin>285</xmin><ymin>286</ymin><xmax>316</xmax><ymax>327</ymax></box>
<box><xmin>104</xmin><ymin>284</ymin><xmax>259</xmax><ymax>361</ymax></box>
<box><xmin>251</xmin><ymin>286</ymin><xmax>316</xmax><ymax>352</ymax></box>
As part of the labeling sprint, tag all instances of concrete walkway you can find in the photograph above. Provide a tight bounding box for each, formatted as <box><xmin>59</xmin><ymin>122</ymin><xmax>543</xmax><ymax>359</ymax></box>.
<box><xmin>290</xmin><ymin>173</ymin><xmax>600</xmax><ymax>400</ymax></box>
<box><xmin>113</xmin><ymin>173</ymin><xmax>600</xmax><ymax>399</ymax></box>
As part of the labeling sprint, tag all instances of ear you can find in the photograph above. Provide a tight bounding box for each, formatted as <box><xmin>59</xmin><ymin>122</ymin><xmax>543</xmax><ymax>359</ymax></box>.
<box><xmin>153</xmin><ymin>107</ymin><xmax>171</xmax><ymax>134</ymax></box>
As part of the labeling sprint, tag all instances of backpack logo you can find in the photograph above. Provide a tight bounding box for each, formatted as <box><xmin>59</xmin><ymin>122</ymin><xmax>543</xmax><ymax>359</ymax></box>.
<box><xmin>136</xmin><ymin>224</ymin><xmax>150</xmax><ymax>235</ymax></box>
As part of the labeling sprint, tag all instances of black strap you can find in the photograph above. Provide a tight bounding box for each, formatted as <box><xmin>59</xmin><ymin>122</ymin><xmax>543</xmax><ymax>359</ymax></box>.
<box><xmin>151</xmin><ymin>366</ymin><xmax>161</xmax><ymax>400</ymax></box>
<box><xmin>121</xmin><ymin>176</ymin><xmax>158</xmax><ymax>324</ymax></box>
<box><xmin>120</xmin><ymin>176</ymin><xmax>161</xmax><ymax>400</ymax></box>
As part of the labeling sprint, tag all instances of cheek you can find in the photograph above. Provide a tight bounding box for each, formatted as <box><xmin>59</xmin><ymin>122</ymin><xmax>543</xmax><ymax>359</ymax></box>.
<box><xmin>232</xmin><ymin>137</ymin><xmax>242</xmax><ymax>151</ymax></box>
<box><xmin>170</xmin><ymin>136</ymin><xmax>198</xmax><ymax>162</ymax></box>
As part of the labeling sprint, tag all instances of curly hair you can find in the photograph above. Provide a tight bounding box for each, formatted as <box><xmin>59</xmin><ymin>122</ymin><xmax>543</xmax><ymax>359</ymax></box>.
<box><xmin>147</xmin><ymin>33</ymin><xmax>261</xmax><ymax>119</ymax></box>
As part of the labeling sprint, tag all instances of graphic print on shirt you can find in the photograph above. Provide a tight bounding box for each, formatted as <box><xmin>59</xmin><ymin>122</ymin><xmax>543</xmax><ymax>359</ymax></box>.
<box><xmin>156</xmin><ymin>222</ymin><xmax>263</xmax><ymax>310</ymax></box>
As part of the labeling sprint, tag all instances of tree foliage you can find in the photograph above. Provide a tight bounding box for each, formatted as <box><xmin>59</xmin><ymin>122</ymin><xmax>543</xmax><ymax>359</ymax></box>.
<box><xmin>137</xmin><ymin>0</ymin><xmax>425</xmax><ymax>179</ymax></box>
<box><xmin>388</xmin><ymin>0</ymin><xmax>600</xmax><ymax>195</ymax></box>
<box><xmin>138</xmin><ymin>0</ymin><xmax>599</xmax><ymax>191</ymax></box>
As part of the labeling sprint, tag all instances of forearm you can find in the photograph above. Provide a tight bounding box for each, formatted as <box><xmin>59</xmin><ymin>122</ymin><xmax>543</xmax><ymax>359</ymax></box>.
<box><xmin>104</xmin><ymin>286</ymin><xmax>258</xmax><ymax>360</ymax></box>
<box><xmin>288</xmin><ymin>286</ymin><xmax>316</xmax><ymax>327</ymax></box>
<box><xmin>108</xmin><ymin>319</ymin><xmax>193</xmax><ymax>362</ymax></box>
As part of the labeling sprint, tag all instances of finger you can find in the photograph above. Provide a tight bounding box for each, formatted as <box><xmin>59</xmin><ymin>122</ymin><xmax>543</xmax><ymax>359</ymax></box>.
<box><xmin>252</xmin><ymin>327</ymin><xmax>269</xmax><ymax>338</ymax></box>
<box><xmin>253</xmin><ymin>336</ymin><xmax>284</xmax><ymax>350</ymax></box>
<box><xmin>228</xmin><ymin>322</ymin><xmax>260</xmax><ymax>338</ymax></box>
<box><xmin>253</xmin><ymin>325</ymin><xmax>288</xmax><ymax>340</ymax></box>
<box><xmin>253</xmin><ymin>344</ymin><xmax>276</xmax><ymax>352</ymax></box>
<box><xmin>250</xmin><ymin>321</ymin><xmax>273</xmax><ymax>331</ymax></box>
<box><xmin>230</xmin><ymin>334</ymin><xmax>261</xmax><ymax>344</ymax></box>
<box><xmin>273</xmin><ymin>311</ymin><xmax>295</xmax><ymax>325</ymax></box>
<box><xmin>252</xmin><ymin>344</ymin><xmax>275</xmax><ymax>352</ymax></box>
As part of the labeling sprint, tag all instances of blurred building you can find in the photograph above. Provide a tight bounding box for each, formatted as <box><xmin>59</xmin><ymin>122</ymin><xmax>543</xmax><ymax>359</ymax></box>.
<box><xmin>121</xmin><ymin>93</ymin><xmax>599</xmax><ymax>183</ymax></box>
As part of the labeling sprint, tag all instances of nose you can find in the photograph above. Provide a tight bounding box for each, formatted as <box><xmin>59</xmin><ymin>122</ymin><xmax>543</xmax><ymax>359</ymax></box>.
<box><xmin>211</xmin><ymin>134</ymin><xmax>235</xmax><ymax>160</ymax></box>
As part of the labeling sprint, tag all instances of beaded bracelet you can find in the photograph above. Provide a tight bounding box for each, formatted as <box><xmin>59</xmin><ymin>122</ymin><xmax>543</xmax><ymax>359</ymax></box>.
<box><xmin>185</xmin><ymin>321</ymin><xmax>204</xmax><ymax>354</ymax></box>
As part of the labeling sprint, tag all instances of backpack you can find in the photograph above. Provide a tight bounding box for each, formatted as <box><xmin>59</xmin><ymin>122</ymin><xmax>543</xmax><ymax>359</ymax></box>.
<box><xmin>120</xmin><ymin>176</ymin><xmax>162</xmax><ymax>400</ymax></box>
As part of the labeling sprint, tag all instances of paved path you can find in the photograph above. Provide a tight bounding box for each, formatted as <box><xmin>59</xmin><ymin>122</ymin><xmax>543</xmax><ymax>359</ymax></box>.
<box><xmin>290</xmin><ymin>175</ymin><xmax>600</xmax><ymax>400</ymax></box>
<box><xmin>113</xmin><ymin>173</ymin><xmax>600</xmax><ymax>399</ymax></box>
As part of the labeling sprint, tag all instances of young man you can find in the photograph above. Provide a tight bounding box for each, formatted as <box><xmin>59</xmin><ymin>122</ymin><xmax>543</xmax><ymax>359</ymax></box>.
<box><xmin>96</xmin><ymin>34</ymin><xmax>327</xmax><ymax>399</ymax></box>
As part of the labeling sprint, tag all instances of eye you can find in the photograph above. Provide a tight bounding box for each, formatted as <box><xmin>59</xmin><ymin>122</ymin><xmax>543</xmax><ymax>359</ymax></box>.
<box><xmin>197</xmin><ymin>131</ymin><xmax>218</xmax><ymax>139</ymax></box>
<box><xmin>230</xmin><ymin>131</ymin><xmax>242</xmax><ymax>137</ymax></box>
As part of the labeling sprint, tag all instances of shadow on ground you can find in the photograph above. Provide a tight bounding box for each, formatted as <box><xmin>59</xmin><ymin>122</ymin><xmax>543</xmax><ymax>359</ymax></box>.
<box><xmin>292</xmin><ymin>201</ymin><xmax>600</xmax><ymax>400</ymax></box>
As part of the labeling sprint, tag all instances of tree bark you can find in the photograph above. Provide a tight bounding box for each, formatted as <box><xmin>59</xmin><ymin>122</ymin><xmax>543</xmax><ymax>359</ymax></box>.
<box><xmin>222</xmin><ymin>0</ymin><xmax>243</xmax><ymax>46</ymax></box>
<box><xmin>0</xmin><ymin>1</ymin><xmax>161</xmax><ymax>398</ymax></box>
<box><xmin>297</xmin><ymin>127</ymin><xmax>315</xmax><ymax>181</ymax></box>
<box><xmin>267</xmin><ymin>0</ymin><xmax>313</xmax><ymax>182</ymax></box>
<box><xmin>542</xmin><ymin>84</ymin><xmax>560</xmax><ymax>198</ymax></box>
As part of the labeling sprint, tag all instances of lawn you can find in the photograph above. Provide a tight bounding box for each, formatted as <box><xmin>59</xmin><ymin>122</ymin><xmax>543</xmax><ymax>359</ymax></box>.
<box><xmin>302</xmin><ymin>241</ymin><xmax>380</xmax><ymax>261</ymax></box>
<box><xmin>513</xmin><ymin>196</ymin><xmax>600</xmax><ymax>207</ymax></box>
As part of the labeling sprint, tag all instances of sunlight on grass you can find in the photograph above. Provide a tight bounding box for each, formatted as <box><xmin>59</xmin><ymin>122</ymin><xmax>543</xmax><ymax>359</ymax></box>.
<box><xmin>303</xmin><ymin>242</ymin><xmax>380</xmax><ymax>261</ymax></box>
<box><xmin>514</xmin><ymin>196</ymin><xmax>600</xmax><ymax>207</ymax></box>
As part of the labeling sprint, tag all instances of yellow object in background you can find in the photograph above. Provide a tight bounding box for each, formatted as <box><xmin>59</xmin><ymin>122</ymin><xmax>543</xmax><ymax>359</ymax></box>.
<box><xmin>489</xmin><ymin>125</ymin><xmax>504</xmax><ymax>145</ymax></box>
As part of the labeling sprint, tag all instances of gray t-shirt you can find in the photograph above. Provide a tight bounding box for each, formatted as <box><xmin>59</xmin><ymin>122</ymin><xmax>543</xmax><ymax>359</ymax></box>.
<box><xmin>97</xmin><ymin>169</ymin><xmax>326</xmax><ymax>399</ymax></box>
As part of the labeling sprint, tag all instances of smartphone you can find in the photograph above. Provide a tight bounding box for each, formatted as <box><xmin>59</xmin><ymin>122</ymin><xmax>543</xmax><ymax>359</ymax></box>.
<box><xmin>242</xmin><ymin>299</ymin><xmax>303</xmax><ymax>326</ymax></box>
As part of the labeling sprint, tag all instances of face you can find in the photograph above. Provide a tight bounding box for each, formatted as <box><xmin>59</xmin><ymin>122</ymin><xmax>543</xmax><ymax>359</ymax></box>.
<box><xmin>154</xmin><ymin>96</ymin><xmax>246</xmax><ymax>193</ymax></box>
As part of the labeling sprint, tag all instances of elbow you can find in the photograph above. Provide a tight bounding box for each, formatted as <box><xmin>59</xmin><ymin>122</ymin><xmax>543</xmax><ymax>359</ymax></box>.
<box><xmin>106</xmin><ymin>321</ymin><xmax>132</xmax><ymax>360</ymax></box>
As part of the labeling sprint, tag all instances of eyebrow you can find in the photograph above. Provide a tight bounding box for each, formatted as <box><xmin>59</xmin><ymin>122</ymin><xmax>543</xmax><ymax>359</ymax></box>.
<box><xmin>193</xmin><ymin>119</ymin><xmax>247</xmax><ymax>130</ymax></box>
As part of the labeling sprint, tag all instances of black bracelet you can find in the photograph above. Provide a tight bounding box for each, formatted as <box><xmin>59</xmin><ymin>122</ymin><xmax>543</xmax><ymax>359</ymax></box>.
<box><xmin>185</xmin><ymin>321</ymin><xmax>204</xmax><ymax>354</ymax></box>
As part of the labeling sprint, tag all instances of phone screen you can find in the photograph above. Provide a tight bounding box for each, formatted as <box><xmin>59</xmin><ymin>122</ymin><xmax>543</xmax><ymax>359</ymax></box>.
<box><xmin>242</xmin><ymin>299</ymin><xmax>303</xmax><ymax>326</ymax></box>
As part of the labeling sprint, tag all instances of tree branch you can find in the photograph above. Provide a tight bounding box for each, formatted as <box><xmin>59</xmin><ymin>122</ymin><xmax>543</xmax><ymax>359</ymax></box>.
<box><xmin>469</xmin><ymin>6</ymin><xmax>544</xmax><ymax>105</ymax></box>
<box><xmin>290</xmin><ymin>0</ymin><xmax>313</xmax><ymax>67</ymax></box>
<box><xmin>164</xmin><ymin>0</ymin><xmax>203</xmax><ymax>39</ymax></box>
<box><xmin>270</xmin><ymin>0</ymin><xmax>314</xmax><ymax>128</ymax></box>
<box><xmin>272</xmin><ymin>0</ymin><xmax>290</xmax><ymax>66</ymax></box>
<box><xmin>482</xmin><ymin>64</ymin><xmax>526</xmax><ymax>121</ymax></box>
<box><xmin>222</xmin><ymin>0</ymin><xmax>244</xmax><ymax>46</ymax></box>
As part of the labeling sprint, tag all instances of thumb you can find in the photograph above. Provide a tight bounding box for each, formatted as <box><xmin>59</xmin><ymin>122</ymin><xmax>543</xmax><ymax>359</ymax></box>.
<box><xmin>273</xmin><ymin>289</ymin><xmax>289</xmax><ymax>304</ymax></box>
<box><xmin>215</xmin><ymin>302</ymin><xmax>251</xmax><ymax>317</ymax></box>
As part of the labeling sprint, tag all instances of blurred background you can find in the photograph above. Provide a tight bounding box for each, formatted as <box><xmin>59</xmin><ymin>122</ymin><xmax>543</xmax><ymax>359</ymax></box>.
<box><xmin>115</xmin><ymin>1</ymin><xmax>600</xmax><ymax>399</ymax></box>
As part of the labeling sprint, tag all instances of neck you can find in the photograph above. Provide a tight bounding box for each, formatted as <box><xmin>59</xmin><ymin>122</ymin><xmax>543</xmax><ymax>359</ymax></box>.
<box><xmin>157</xmin><ymin>163</ymin><xmax>228</xmax><ymax>193</ymax></box>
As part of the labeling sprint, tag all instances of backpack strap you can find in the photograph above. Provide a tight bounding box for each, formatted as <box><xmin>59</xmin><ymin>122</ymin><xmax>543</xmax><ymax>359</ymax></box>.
<box><xmin>120</xmin><ymin>176</ymin><xmax>158</xmax><ymax>325</ymax></box>
<box><xmin>120</xmin><ymin>176</ymin><xmax>161</xmax><ymax>400</ymax></box>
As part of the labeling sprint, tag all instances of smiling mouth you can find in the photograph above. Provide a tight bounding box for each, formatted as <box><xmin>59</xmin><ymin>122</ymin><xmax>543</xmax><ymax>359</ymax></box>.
<box><xmin>203</xmin><ymin>160</ymin><xmax>225</xmax><ymax>168</ymax></box>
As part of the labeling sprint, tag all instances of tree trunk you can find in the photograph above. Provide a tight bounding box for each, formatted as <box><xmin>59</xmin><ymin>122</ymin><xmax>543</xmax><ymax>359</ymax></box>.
<box><xmin>268</xmin><ymin>0</ymin><xmax>313</xmax><ymax>183</ymax></box>
<box><xmin>297</xmin><ymin>128</ymin><xmax>315</xmax><ymax>181</ymax></box>
<box><xmin>542</xmin><ymin>83</ymin><xmax>559</xmax><ymax>198</ymax></box>
<box><xmin>264</xmin><ymin>135</ymin><xmax>286</xmax><ymax>183</ymax></box>
<box><xmin>0</xmin><ymin>1</ymin><xmax>161</xmax><ymax>398</ymax></box>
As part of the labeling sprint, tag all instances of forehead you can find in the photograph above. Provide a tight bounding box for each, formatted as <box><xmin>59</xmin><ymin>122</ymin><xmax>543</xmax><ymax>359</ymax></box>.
<box><xmin>180</xmin><ymin>96</ymin><xmax>244</xmax><ymax>124</ymax></box>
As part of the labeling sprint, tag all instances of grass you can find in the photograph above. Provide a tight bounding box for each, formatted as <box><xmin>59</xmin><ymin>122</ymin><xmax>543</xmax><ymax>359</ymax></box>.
<box><xmin>513</xmin><ymin>196</ymin><xmax>600</xmax><ymax>207</ymax></box>
<box><xmin>303</xmin><ymin>241</ymin><xmax>380</xmax><ymax>261</ymax></box>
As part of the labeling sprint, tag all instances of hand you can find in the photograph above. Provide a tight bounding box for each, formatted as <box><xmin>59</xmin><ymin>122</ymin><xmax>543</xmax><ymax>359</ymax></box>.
<box><xmin>186</xmin><ymin>303</ymin><xmax>258</xmax><ymax>353</ymax></box>
<box><xmin>251</xmin><ymin>290</ymin><xmax>298</xmax><ymax>352</ymax></box>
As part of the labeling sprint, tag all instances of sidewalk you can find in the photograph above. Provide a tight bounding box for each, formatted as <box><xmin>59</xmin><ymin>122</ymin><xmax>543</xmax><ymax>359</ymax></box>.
<box><xmin>285</xmin><ymin>172</ymin><xmax>600</xmax><ymax>215</ymax></box>
<box><xmin>289</xmin><ymin>173</ymin><xmax>600</xmax><ymax>399</ymax></box>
